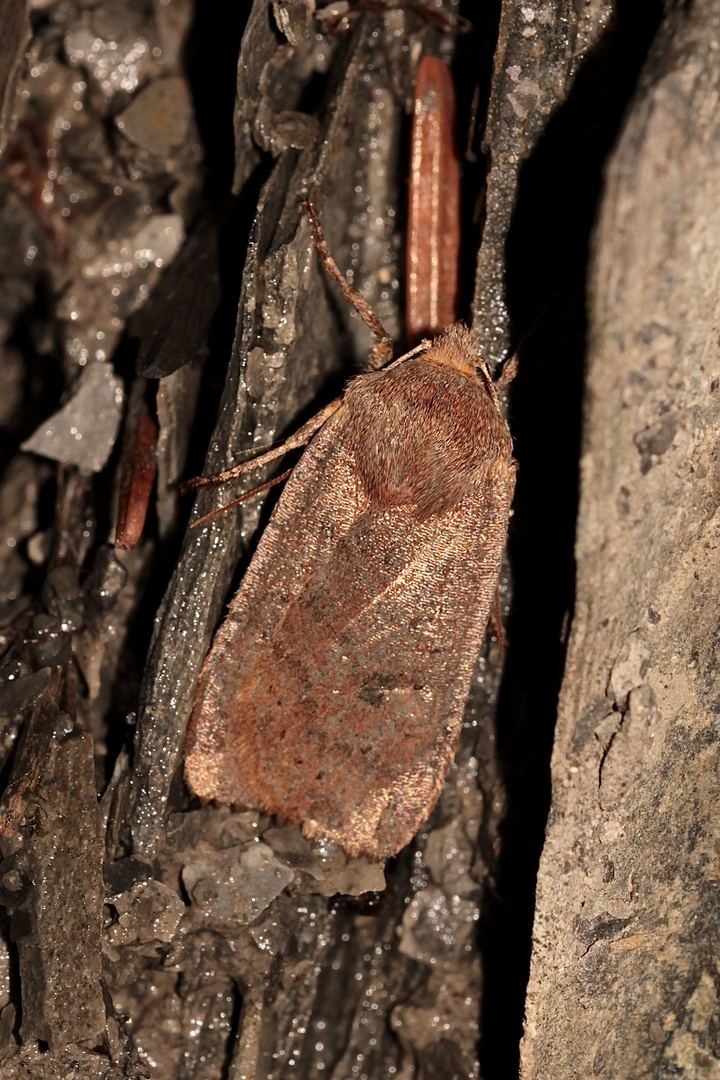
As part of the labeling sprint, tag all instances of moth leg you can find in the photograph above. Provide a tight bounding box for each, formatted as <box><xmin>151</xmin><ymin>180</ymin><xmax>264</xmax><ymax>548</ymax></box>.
<box><xmin>190</xmin><ymin>467</ymin><xmax>294</xmax><ymax>528</ymax></box>
<box><xmin>303</xmin><ymin>198</ymin><xmax>394</xmax><ymax>371</ymax></box>
<box><xmin>182</xmin><ymin>396</ymin><xmax>343</xmax><ymax>493</ymax></box>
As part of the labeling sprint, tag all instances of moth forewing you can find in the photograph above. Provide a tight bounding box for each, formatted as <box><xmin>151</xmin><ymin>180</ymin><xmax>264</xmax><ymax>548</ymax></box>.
<box><xmin>184</xmin><ymin>324</ymin><xmax>515</xmax><ymax>860</ymax></box>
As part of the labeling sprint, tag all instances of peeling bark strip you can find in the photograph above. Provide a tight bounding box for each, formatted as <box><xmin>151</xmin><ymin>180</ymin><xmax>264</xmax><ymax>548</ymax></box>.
<box><xmin>406</xmin><ymin>54</ymin><xmax>460</xmax><ymax>339</ymax></box>
<box><xmin>114</xmin><ymin>380</ymin><xmax>158</xmax><ymax>552</ymax></box>
<box><xmin>521</xmin><ymin>4</ymin><xmax>720</xmax><ymax>1077</ymax></box>
<box><xmin>185</xmin><ymin>213</ymin><xmax>516</xmax><ymax>860</ymax></box>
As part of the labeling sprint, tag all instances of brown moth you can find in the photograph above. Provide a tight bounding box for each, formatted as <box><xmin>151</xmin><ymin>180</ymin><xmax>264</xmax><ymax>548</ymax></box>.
<box><xmin>184</xmin><ymin>209</ymin><xmax>516</xmax><ymax>861</ymax></box>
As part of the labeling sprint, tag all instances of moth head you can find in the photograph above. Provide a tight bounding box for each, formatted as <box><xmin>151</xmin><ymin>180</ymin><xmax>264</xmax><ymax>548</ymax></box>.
<box><xmin>426</xmin><ymin>323</ymin><xmax>497</xmax><ymax>401</ymax></box>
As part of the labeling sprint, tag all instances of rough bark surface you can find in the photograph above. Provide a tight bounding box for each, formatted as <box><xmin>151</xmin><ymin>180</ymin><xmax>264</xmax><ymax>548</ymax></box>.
<box><xmin>521</xmin><ymin>3</ymin><xmax>720</xmax><ymax>1076</ymax></box>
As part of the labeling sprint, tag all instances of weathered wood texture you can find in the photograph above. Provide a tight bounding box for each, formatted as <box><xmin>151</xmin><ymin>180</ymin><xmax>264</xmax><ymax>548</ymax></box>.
<box><xmin>471</xmin><ymin>0</ymin><xmax>613</xmax><ymax>369</ymax></box>
<box><xmin>521</xmin><ymin>3</ymin><xmax>720</xmax><ymax>1075</ymax></box>
<box><xmin>0</xmin><ymin>0</ymin><xmax>29</xmax><ymax>158</ymax></box>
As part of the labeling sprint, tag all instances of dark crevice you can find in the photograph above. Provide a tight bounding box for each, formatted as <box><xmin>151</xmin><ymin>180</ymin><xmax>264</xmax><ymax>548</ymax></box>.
<box><xmin>455</xmin><ymin>0</ymin><xmax>503</xmax><ymax>320</ymax></box>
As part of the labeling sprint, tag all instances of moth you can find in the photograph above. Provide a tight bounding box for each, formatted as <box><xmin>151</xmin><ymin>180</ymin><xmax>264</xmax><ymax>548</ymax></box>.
<box><xmin>184</xmin><ymin>203</ymin><xmax>516</xmax><ymax>860</ymax></box>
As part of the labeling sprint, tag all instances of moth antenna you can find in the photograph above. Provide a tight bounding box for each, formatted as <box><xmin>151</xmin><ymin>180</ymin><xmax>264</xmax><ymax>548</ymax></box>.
<box><xmin>496</xmin><ymin>302</ymin><xmax>552</xmax><ymax>392</ymax></box>
<box><xmin>303</xmin><ymin>198</ymin><xmax>394</xmax><ymax>370</ymax></box>
<box><xmin>496</xmin><ymin>350</ymin><xmax>519</xmax><ymax>391</ymax></box>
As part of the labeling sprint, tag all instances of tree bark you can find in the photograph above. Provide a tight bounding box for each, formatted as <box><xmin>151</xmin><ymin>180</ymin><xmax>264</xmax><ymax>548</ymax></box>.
<box><xmin>521</xmin><ymin>3</ymin><xmax>720</xmax><ymax>1075</ymax></box>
